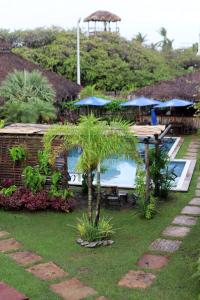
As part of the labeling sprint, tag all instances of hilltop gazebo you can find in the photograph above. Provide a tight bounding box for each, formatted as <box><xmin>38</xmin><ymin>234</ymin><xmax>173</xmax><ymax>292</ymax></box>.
<box><xmin>84</xmin><ymin>10</ymin><xmax>121</xmax><ymax>35</ymax></box>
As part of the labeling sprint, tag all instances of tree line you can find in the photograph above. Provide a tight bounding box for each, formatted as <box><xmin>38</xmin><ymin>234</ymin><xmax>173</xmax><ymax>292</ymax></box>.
<box><xmin>1</xmin><ymin>27</ymin><xmax>200</xmax><ymax>93</ymax></box>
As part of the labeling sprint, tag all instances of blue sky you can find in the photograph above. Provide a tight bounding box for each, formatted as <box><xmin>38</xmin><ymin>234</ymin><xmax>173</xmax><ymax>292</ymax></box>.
<box><xmin>1</xmin><ymin>0</ymin><xmax>200</xmax><ymax>48</ymax></box>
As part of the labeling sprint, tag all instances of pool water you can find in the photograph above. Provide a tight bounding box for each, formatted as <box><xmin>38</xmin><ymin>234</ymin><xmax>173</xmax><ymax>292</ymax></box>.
<box><xmin>67</xmin><ymin>137</ymin><xmax>184</xmax><ymax>188</ymax></box>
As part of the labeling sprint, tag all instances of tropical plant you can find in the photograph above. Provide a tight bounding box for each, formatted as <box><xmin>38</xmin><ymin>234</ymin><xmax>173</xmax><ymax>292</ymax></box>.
<box><xmin>0</xmin><ymin>185</ymin><xmax>17</xmax><ymax>196</ymax></box>
<box><xmin>9</xmin><ymin>145</ymin><xmax>26</xmax><ymax>162</ymax></box>
<box><xmin>156</xmin><ymin>27</ymin><xmax>174</xmax><ymax>52</ymax></box>
<box><xmin>0</xmin><ymin>120</ymin><xmax>4</xmax><ymax>128</ymax></box>
<box><xmin>22</xmin><ymin>166</ymin><xmax>46</xmax><ymax>193</ymax></box>
<box><xmin>76</xmin><ymin>214</ymin><xmax>114</xmax><ymax>242</ymax></box>
<box><xmin>0</xmin><ymin>70</ymin><xmax>56</xmax><ymax>123</ymax></box>
<box><xmin>38</xmin><ymin>150</ymin><xmax>50</xmax><ymax>175</ymax></box>
<box><xmin>135</xmin><ymin>168</ymin><xmax>156</xmax><ymax>220</ymax></box>
<box><xmin>149</xmin><ymin>147</ymin><xmax>176</xmax><ymax>199</ymax></box>
<box><xmin>74</xmin><ymin>115</ymin><xmax>138</xmax><ymax>226</ymax></box>
<box><xmin>44</xmin><ymin>123</ymin><xmax>76</xmax><ymax>188</ymax></box>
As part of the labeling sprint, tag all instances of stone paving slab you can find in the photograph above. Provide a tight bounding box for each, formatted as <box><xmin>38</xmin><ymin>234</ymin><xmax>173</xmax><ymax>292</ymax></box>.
<box><xmin>149</xmin><ymin>239</ymin><xmax>182</xmax><ymax>253</ymax></box>
<box><xmin>189</xmin><ymin>198</ymin><xmax>200</xmax><ymax>206</ymax></box>
<box><xmin>172</xmin><ymin>215</ymin><xmax>197</xmax><ymax>226</ymax></box>
<box><xmin>0</xmin><ymin>231</ymin><xmax>10</xmax><ymax>238</ymax></box>
<box><xmin>137</xmin><ymin>253</ymin><xmax>169</xmax><ymax>269</ymax></box>
<box><xmin>181</xmin><ymin>206</ymin><xmax>200</xmax><ymax>216</ymax></box>
<box><xmin>196</xmin><ymin>183</ymin><xmax>200</xmax><ymax>189</ymax></box>
<box><xmin>118</xmin><ymin>270</ymin><xmax>156</xmax><ymax>289</ymax></box>
<box><xmin>8</xmin><ymin>251</ymin><xmax>42</xmax><ymax>266</ymax></box>
<box><xmin>195</xmin><ymin>190</ymin><xmax>200</xmax><ymax>197</ymax></box>
<box><xmin>51</xmin><ymin>278</ymin><xmax>97</xmax><ymax>300</ymax></box>
<box><xmin>96</xmin><ymin>297</ymin><xmax>108</xmax><ymax>300</ymax></box>
<box><xmin>0</xmin><ymin>282</ymin><xmax>28</xmax><ymax>300</ymax></box>
<box><xmin>162</xmin><ymin>225</ymin><xmax>190</xmax><ymax>238</ymax></box>
<box><xmin>27</xmin><ymin>261</ymin><xmax>68</xmax><ymax>280</ymax></box>
<box><xmin>0</xmin><ymin>238</ymin><xmax>21</xmax><ymax>253</ymax></box>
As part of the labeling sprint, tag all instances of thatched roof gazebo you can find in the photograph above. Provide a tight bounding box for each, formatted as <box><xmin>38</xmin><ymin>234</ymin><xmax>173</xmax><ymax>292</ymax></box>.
<box><xmin>0</xmin><ymin>39</ymin><xmax>81</xmax><ymax>103</ymax></box>
<box><xmin>130</xmin><ymin>70</ymin><xmax>200</xmax><ymax>102</ymax></box>
<box><xmin>84</xmin><ymin>10</ymin><xmax>121</xmax><ymax>35</ymax></box>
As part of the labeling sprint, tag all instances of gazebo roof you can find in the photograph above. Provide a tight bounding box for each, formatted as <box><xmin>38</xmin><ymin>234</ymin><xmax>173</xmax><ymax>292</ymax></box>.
<box><xmin>84</xmin><ymin>10</ymin><xmax>121</xmax><ymax>22</ymax></box>
<box><xmin>0</xmin><ymin>40</ymin><xmax>81</xmax><ymax>102</ymax></box>
<box><xmin>130</xmin><ymin>70</ymin><xmax>200</xmax><ymax>102</ymax></box>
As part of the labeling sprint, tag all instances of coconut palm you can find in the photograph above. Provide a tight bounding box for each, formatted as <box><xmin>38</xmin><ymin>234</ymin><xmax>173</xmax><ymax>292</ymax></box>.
<box><xmin>156</xmin><ymin>27</ymin><xmax>174</xmax><ymax>52</ymax></box>
<box><xmin>134</xmin><ymin>32</ymin><xmax>147</xmax><ymax>44</ymax></box>
<box><xmin>0</xmin><ymin>70</ymin><xmax>56</xmax><ymax>123</ymax></box>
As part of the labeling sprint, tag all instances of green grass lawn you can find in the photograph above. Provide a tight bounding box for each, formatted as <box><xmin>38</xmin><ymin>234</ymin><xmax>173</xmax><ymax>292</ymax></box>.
<box><xmin>0</xmin><ymin>135</ymin><xmax>200</xmax><ymax>300</ymax></box>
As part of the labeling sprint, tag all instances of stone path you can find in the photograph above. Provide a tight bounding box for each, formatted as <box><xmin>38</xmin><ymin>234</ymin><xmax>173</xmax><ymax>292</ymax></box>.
<box><xmin>0</xmin><ymin>282</ymin><xmax>28</xmax><ymax>300</ymax></box>
<box><xmin>183</xmin><ymin>138</ymin><xmax>200</xmax><ymax>160</ymax></box>
<box><xmin>118</xmin><ymin>137</ymin><xmax>200</xmax><ymax>290</ymax></box>
<box><xmin>0</xmin><ymin>229</ymin><xmax>104</xmax><ymax>299</ymax></box>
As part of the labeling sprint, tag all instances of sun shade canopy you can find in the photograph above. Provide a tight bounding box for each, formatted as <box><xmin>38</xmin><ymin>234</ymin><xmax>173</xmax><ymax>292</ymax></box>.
<box><xmin>121</xmin><ymin>97</ymin><xmax>161</xmax><ymax>107</ymax></box>
<box><xmin>155</xmin><ymin>99</ymin><xmax>193</xmax><ymax>108</ymax></box>
<box><xmin>74</xmin><ymin>97</ymin><xmax>111</xmax><ymax>106</ymax></box>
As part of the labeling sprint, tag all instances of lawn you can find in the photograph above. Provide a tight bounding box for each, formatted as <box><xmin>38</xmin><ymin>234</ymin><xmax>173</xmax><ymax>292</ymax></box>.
<box><xmin>0</xmin><ymin>135</ymin><xmax>200</xmax><ymax>300</ymax></box>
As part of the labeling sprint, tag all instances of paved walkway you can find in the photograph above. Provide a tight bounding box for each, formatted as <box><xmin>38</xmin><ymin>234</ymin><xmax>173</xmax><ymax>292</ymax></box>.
<box><xmin>0</xmin><ymin>232</ymin><xmax>105</xmax><ymax>300</ymax></box>
<box><xmin>118</xmin><ymin>137</ymin><xmax>200</xmax><ymax>290</ymax></box>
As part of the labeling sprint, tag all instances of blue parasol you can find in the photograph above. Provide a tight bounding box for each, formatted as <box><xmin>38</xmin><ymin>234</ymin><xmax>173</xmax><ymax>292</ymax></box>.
<box><xmin>74</xmin><ymin>96</ymin><xmax>111</xmax><ymax>106</ymax></box>
<box><xmin>155</xmin><ymin>99</ymin><xmax>193</xmax><ymax>108</ymax></box>
<box><xmin>121</xmin><ymin>97</ymin><xmax>161</xmax><ymax>107</ymax></box>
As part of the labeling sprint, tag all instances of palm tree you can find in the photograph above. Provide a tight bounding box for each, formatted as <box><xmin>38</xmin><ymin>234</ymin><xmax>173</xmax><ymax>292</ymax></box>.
<box><xmin>156</xmin><ymin>27</ymin><xmax>174</xmax><ymax>52</ymax></box>
<box><xmin>44</xmin><ymin>124</ymin><xmax>76</xmax><ymax>188</ymax></box>
<box><xmin>134</xmin><ymin>32</ymin><xmax>147</xmax><ymax>44</ymax></box>
<box><xmin>75</xmin><ymin>115</ymin><xmax>138</xmax><ymax>225</ymax></box>
<box><xmin>0</xmin><ymin>70</ymin><xmax>56</xmax><ymax>123</ymax></box>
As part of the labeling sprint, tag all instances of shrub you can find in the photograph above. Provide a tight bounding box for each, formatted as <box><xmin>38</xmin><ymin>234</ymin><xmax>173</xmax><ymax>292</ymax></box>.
<box><xmin>76</xmin><ymin>215</ymin><xmax>114</xmax><ymax>242</ymax></box>
<box><xmin>23</xmin><ymin>166</ymin><xmax>46</xmax><ymax>193</ymax></box>
<box><xmin>135</xmin><ymin>168</ymin><xmax>156</xmax><ymax>220</ymax></box>
<box><xmin>9</xmin><ymin>145</ymin><xmax>26</xmax><ymax>162</ymax></box>
<box><xmin>38</xmin><ymin>150</ymin><xmax>51</xmax><ymax>175</ymax></box>
<box><xmin>1</xmin><ymin>185</ymin><xmax>17</xmax><ymax>196</ymax></box>
<box><xmin>0</xmin><ymin>187</ymin><xmax>76</xmax><ymax>212</ymax></box>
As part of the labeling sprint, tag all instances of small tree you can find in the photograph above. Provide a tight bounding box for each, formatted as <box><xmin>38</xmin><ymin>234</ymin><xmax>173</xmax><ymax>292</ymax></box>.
<box><xmin>0</xmin><ymin>70</ymin><xmax>56</xmax><ymax>123</ymax></box>
<box><xmin>75</xmin><ymin>115</ymin><xmax>138</xmax><ymax>225</ymax></box>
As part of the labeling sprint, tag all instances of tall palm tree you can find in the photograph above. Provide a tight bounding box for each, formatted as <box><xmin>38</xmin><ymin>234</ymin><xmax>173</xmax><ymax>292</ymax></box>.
<box><xmin>156</xmin><ymin>27</ymin><xmax>174</xmax><ymax>52</ymax></box>
<box><xmin>0</xmin><ymin>70</ymin><xmax>56</xmax><ymax>123</ymax></box>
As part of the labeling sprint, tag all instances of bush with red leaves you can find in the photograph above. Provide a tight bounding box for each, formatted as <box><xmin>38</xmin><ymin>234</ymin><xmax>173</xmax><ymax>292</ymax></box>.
<box><xmin>0</xmin><ymin>178</ymin><xmax>15</xmax><ymax>188</ymax></box>
<box><xmin>0</xmin><ymin>187</ymin><xmax>76</xmax><ymax>212</ymax></box>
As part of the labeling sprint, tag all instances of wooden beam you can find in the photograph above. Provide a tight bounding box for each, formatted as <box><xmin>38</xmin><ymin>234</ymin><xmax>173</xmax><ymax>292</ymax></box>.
<box><xmin>144</xmin><ymin>141</ymin><xmax>150</xmax><ymax>203</ymax></box>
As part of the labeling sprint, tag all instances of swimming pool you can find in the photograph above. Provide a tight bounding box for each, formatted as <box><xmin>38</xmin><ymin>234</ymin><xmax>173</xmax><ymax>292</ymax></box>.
<box><xmin>67</xmin><ymin>137</ymin><xmax>188</xmax><ymax>190</ymax></box>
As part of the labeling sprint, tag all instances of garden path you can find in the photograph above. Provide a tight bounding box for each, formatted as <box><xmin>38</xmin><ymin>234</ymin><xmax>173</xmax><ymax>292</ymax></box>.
<box><xmin>118</xmin><ymin>137</ymin><xmax>200</xmax><ymax>290</ymax></box>
<box><xmin>0</xmin><ymin>230</ymin><xmax>106</xmax><ymax>300</ymax></box>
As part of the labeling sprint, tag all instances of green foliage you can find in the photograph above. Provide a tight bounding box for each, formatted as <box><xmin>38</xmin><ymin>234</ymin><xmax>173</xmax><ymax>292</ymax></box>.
<box><xmin>135</xmin><ymin>168</ymin><xmax>156</xmax><ymax>220</ymax></box>
<box><xmin>150</xmin><ymin>147</ymin><xmax>176</xmax><ymax>198</ymax></box>
<box><xmin>12</xmin><ymin>29</ymin><xmax>197</xmax><ymax>93</ymax></box>
<box><xmin>49</xmin><ymin>171</ymin><xmax>73</xmax><ymax>199</ymax></box>
<box><xmin>0</xmin><ymin>120</ymin><xmax>5</xmax><ymax>128</ymax></box>
<box><xmin>0</xmin><ymin>70</ymin><xmax>56</xmax><ymax>123</ymax></box>
<box><xmin>9</xmin><ymin>145</ymin><xmax>26</xmax><ymax>162</ymax></box>
<box><xmin>76</xmin><ymin>214</ymin><xmax>114</xmax><ymax>242</ymax></box>
<box><xmin>23</xmin><ymin>166</ymin><xmax>46</xmax><ymax>193</ymax></box>
<box><xmin>38</xmin><ymin>151</ymin><xmax>50</xmax><ymax>175</ymax></box>
<box><xmin>1</xmin><ymin>185</ymin><xmax>17</xmax><ymax>196</ymax></box>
